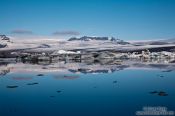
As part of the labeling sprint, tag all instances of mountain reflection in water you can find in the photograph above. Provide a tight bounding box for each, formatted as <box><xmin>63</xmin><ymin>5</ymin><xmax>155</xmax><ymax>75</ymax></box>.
<box><xmin>0</xmin><ymin>59</ymin><xmax>175</xmax><ymax>76</ymax></box>
<box><xmin>0</xmin><ymin>59</ymin><xmax>175</xmax><ymax>116</ymax></box>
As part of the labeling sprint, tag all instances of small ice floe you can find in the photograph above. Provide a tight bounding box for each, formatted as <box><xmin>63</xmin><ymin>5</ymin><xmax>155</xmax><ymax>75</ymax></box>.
<box><xmin>51</xmin><ymin>50</ymin><xmax>81</xmax><ymax>55</ymax></box>
<box><xmin>149</xmin><ymin>91</ymin><xmax>158</xmax><ymax>94</ymax></box>
<box><xmin>27</xmin><ymin>82</ymin><xmax>38</xmax><ymax>85</ymax></box>
<box><xmin>158</xmin><ymin>91</ymin><xmax>168</xmax><ymax>96</ymax></box>
<box><xmin>6</xmin><ymin>85</ymin><xmax>18</xmax><ymax>88</ymax></box>
<box><xmin>157</xmin><ymin>74</ymin><xmax>164</xmax><ymax>77</ymax></box>
<box><xmin>50</xmin><ymin>96</ymin><xmax>55</xmax><ymax>98</ymax></box>
<box><xmin>113</xmin><ymin>81</ymin><xmax>117</xmax><ymax>83</ymax></box>
<box><xmin>93</xmin><ymin>86</ymin><xmax>97</xmax><ymax>89</ymax></box>
<box><xmin>57</xmin><ymin>90</ymin><xmax>62</xmax><ymax>93</ymax></box>
<box><xmin>149</xmin><ymin>91</ymin><xmax>168</xmax><ymax>96</ymax></box>
<box><xmin>37</xmin><ymin>74</ymin><xmax>44</xmax><ymax>76</ymax></box>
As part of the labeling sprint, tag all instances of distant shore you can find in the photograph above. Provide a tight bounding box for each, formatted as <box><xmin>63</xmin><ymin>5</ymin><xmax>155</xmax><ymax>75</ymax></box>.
<box><xmin>1</xmin><ymin>35</ymin><xmax>175</xmax><ymax>60</ymax></box>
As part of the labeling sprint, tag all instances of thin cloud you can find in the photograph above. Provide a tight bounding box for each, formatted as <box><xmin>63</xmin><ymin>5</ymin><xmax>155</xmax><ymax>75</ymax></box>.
<box><xmin>11</xmin><ymin>29</ymin><xmax>33</xmax><ymax>34</ymax></box>
<box><xmin>53</xmin><ymin>31</ymin><xmax>80</xmax><ymax>36</ymax></box>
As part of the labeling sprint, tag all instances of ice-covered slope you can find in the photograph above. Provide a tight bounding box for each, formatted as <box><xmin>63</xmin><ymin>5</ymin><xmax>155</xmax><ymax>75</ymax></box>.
<box><xmin>0</xmin><ymin>35</ymin><xmax>175</xmax><ymax>54</ymax></box>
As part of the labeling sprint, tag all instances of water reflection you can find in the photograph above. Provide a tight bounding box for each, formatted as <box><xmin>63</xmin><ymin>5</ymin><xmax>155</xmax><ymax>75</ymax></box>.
<box><xmin>0</xmin><ymin>59</ymin><xmax>175</xmax><ymax>77</ymax></box>
<box><xmin>0</xmin><ymin>59</ymin><xmax>175</xmax><ymax>116</ymax></box>
<box><xmin>12</xmin><ymin>77</ymin><xmax>33</xmax><ymax>80</ymax></box>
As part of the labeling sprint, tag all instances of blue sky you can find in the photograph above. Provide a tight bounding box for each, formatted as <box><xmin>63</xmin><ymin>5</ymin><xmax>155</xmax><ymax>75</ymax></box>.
<box><xmin>0</xmin><ymin>0</ymin><xmax>175</xmax><ymax>40</ymax></box>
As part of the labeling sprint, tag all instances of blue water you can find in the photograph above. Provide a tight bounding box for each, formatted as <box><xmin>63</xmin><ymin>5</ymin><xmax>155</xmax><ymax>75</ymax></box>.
<box><xmin>0</xmin><ymin>62</ymin><xmax>175</xmax><ymax>116</ymax></box>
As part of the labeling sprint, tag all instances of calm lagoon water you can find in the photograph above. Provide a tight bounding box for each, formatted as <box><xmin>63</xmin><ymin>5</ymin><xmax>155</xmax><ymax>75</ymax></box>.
<box><xmin>0</xmin><ymin>61</ymin><xmax>175</xmax><ymax>116</ymax></box>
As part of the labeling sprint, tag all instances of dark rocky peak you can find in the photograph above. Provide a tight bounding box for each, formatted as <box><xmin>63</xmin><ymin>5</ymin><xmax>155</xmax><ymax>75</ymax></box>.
<box><xmin>68</xmin><ymin>36</ymin><xmax>109</xmax><ymax>41</ymax></box>
<box><xmin>110</xmin><ymin>37</ymin><xmax>130</xmax><ymax>45</ymax></box>
<box><xmin>0</xmin><ymin>44</ymin><xmax>7</xmax><ymax>48</ymax></box>
<box><xmin>0</xmin><ymin>35</ymin><xmax>10</xmax><ymax>40</ymax></box>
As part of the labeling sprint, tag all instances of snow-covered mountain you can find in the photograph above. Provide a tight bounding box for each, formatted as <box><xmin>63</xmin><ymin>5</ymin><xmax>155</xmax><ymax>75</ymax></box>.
<box><xmin>132</xmin><ymin>38</ymin><xmax>175</xmax><ymax>46</ymax></box>
<box><xmin>160</xmin><ymin>38</ymin><xmax>175</xmax><ymax>43</ymax></box>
